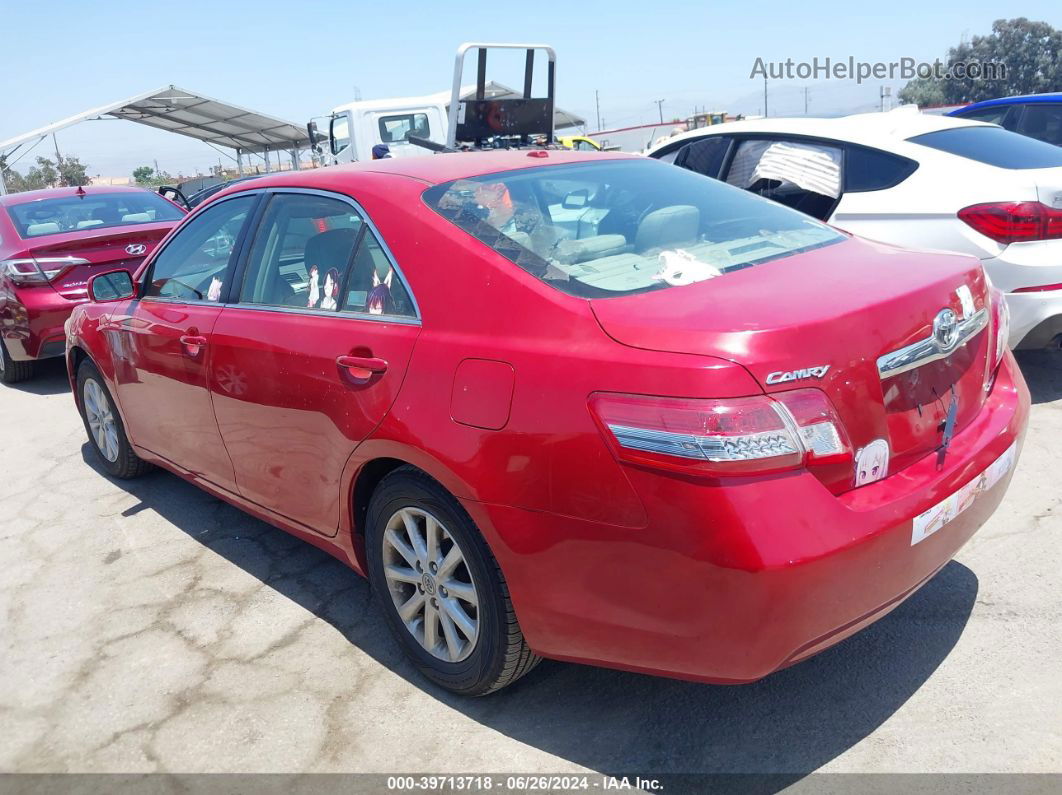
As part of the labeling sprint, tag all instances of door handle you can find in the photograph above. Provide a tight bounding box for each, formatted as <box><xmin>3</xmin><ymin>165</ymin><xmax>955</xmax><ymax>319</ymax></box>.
<box><xmin>179</xmin><ymin>334</ymin><xmax>208</xmax><ymax>357</ymax></box>
<box><xmin>336</xmin><ymin>355</ymin><xmax>388</xmax><ymax>383</ymax></box>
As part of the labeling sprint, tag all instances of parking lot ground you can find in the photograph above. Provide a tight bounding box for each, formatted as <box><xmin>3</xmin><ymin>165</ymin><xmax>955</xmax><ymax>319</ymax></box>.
<box><xmin>0</xmin><ymin>353</ymin><xmax>1060</xmax><ymax>778</ymax></box>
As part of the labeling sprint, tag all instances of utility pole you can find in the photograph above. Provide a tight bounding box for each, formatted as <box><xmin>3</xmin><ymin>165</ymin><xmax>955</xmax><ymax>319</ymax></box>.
<box><xmin>52</xmin><ymin>134</ymin><xmax>64</xmax><ymax>186</ymax></box>
<box><xmin>595</xmin><ymin>89</ymin><xmax>601</xmax><ymax>131</ymax></box>
<box><xmin>654</xmin><ymin>99</ymin><xmax>665</xmax><ymax>124</ymax></box>
<box><xmin>763</xmin><ymin>74</ymin><xmax>768</xmax><ymax>118</ymax></box>
<box><xmin>804</xmin><ymin>87</ymin><xmax>809</xmax><ymax>115</ymax></box>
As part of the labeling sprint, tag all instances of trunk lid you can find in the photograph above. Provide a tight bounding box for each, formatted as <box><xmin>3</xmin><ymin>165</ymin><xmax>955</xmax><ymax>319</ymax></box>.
<box><xmin>589</xmin><ymin>236</ymin><xmax>994</xmax><ymax>488</ymax></box>
<box><xmin>25</xmin><ymin>223</ymin><xmax>175</xmax><ymax>299</ymax></box>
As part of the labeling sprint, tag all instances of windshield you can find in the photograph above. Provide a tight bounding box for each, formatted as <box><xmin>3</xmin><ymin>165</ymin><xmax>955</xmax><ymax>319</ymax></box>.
<box><xmin>6</xmin><ymin>192</ymin><xmax>185</xmax><ymax>238</ymax></box>
<box><xmin>422</xmin><ymin>159</ymin><xmax>843</xmax><ymax>298</ymax></box>
<box><xmin>908</xmin><ymin>126</ymin><xmax>1062</xmax><ymax>169</ymax></box>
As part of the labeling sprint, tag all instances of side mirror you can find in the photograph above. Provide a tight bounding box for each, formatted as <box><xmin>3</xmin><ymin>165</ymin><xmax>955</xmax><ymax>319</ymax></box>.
<box><xmin>562</xmin><ymin>189</ymin><xmax>590</xmax><ymax>210</ymax></box>
<box><xmin>88</xmin><ymin>269</ymin><xmax>135</xmax><ymax>303</ymax></box>
<box><xmin>306</xmin><ymin>120</ymin><xmax>323</xmax><ymax>154</ymax></box>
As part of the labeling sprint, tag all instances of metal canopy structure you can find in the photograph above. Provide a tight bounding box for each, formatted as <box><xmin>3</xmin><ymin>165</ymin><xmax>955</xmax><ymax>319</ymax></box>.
<box><xmin>0</xmin><ymin>85</ymin><xmax>311</xmax><ymax>194</ymax></box>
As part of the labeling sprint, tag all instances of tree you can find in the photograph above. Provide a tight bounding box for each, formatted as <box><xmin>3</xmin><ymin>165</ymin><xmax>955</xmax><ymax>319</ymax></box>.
<box><xmin>23</xmin><ymin>157</ymin><xmax>58</xmax><ymax>190</ymax></box>
<box><xmin>57</xmin><ymin>155</ymin><xmax>89</xmax><ymax>187</ymax></box>
<box><xmin>899</xmin><ymin>18</ymin><xmax>1062</xmax><ymax>106</ymax></box>
<box><xmin>132</xmin><ymin>165</ymin><xmax>175</xmax><ymax>186</ymax></box>
<box><xmin>0</xmin><ymin>155</ymin><xmax>28</xmax><ymax>193</ymax></box>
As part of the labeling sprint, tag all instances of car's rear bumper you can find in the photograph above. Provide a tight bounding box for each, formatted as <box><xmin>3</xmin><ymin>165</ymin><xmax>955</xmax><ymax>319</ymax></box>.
<box><xmin>981</xmin><ymin>247</ymin><xmax>1062</xmax><ymax>349</ymax></box>
<box><xmin>1007</xmin><ymin>290</ymin><xmax>1062</xmax><ymax>349</ymax></box>
<box><xmin>0</xmin><ymin>285</ymin><xmax>81</xmax><ymax>361</ymax></box>
<box><xmin>468</xmin><ymin>353</ymin><xmax>1029</xmax><ymax>683</ymax></box>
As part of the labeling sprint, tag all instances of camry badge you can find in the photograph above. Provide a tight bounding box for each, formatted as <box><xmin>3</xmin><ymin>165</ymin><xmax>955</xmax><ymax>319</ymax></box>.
<box><xmin>765</xmin><ymin>365</ymin><xmax>830</xmax><ymax>384</ymax></box>
<box><xmin>125</xmin><ymin>243</ymin><xmax>147</xmax><ymax>256</ymax></box>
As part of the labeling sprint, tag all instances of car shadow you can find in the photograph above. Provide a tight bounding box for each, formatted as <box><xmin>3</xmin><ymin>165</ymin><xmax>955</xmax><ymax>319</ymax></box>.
<box><xmin>1014</xmin><ymin>349</ymin><xmax>1062</xmax><ymax>405</ymax></box>
<box><xmin>81</xmin><ymin>444</ymin><xmax>978</xmax><ymax>784</ymax></box>
<box><xmin>6</xmin><ymin>357</ymin><xmax>70</xmax><ymax>396</ymax></box>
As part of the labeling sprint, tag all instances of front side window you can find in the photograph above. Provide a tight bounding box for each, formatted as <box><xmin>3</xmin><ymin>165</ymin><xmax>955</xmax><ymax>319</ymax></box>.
<box><xmin>909</xmin><ymin>126</ymin><xmax>1062</xmax><ymax>169</ymax></box>
<box><xmin>143</xmin><ymin>195</ymin><xmax>254</xmax><ymax>301</ymax></box>
<box><xmin>378</xmin><ymin>113</ymin><xmax>430</xmax><ymax>144</ymax></box>
<box><xmin>723</xmin><ymin>138</ymin><xmax>843</xmax><ymax>220</ymax></box>
<box><xmin>330</xmin><ymin>114</ymin><xmax>351</xmax><ymax>155</ymax></box>
<box><xmin>7</xmin><ymin>192</ymin><xmax>185</xmax><ymax>238</ymax></box>
<box><xmin>423</xmin><ymin>159</ymin><xmax>843</xmax><ymax>298</ymax></box>
<box><xmin>238</xmin><ymin>193</ymin><xmax>416</xmax><ymax>318</ymax></box>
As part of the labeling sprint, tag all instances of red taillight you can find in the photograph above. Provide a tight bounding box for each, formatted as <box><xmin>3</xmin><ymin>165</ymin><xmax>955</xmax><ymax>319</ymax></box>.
<box><xmin>589</xmin><ymin>389</ymin><xmax>851</xmax><ymax>478</ymax></box>
<box><xmin>1</xmin><ymin>257</ymin><xmax>86</xmax><ymax>285</ymax></box>
<box><xmin>958</xmin><ymin>201</ymin><xmax>1062</xmax><ymax>245</ymax></box>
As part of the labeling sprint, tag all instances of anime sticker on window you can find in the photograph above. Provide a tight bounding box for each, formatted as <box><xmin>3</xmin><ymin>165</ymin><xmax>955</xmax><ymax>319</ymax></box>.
<box><xmin>367</xmin><ymin>269</ymin><xmax>393</xmax><ymax>315</ymax></box>
<box><xmin>207</xmin><ymin>277</ymin><xmax>223</xmax><ymax>302</ymax></box>
<box><xmin>320</xmin><ymin>268</ymin><xmax>341</xmax><ymax>311</ymax></box>
<box><xmin>307</xmin><ymin>265</ymin><xmax>321</xmax><ymax>308</ymax></box>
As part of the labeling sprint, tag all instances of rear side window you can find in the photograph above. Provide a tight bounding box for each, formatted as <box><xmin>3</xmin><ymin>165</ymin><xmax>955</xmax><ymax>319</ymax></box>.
<box><xmin>909</xmin><ymin>126</ymin><xmax>1062</xmax><ymax>169</ymax></box>
<box><xmin>1017</xmin><ymin>104</ymin><xmax>1062</xmax><ymax>146</ymax></box>
<box><xmin>378</xmin><ymin>113</ymin><xmax>430</xmax><ymax>143</ymax></box>
<box><xmin>6</xmin><ymin>192</ymin><xmax>184</xmax><ymax>238</ymax></box>
<box><xmin>144</xmin><ymin>196</ymin><xmax>254</xmax><ymax>301</ymax></box>
<box><xmin>673</xmin><ymin>136</ymin><xmax>731</xmax><ymax>178</ymax></box>
<box><xmin>953</xmin><ymin>105</ymin><xmax>1010</xmax><ymax>124</ymax></box>
<box><xmin>238</xmin><ymin>192</ymin><xmax>416</xmax><ymax>318</ymax></box>
<box><xmin>844</xmin><ymin>145</ymin><xmax>919</xmax><ymax>192</ymax></box>
<box><xmin>422</xmin><ymin>159</ymin><xmax>843</xmax><ymax>298</ymax></box>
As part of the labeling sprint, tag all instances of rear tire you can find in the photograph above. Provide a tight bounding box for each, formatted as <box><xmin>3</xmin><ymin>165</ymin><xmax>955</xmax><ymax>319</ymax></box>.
<box><xmin>76</xmin><ymin>360</ymin><xmax>151</xmax><ymax>479</ymax></box>
<box><xmin>366</xmin><ymin>466</ymin><xmax>540</xmax><ymax>695</ymax></box>
<box><xmin>0</xmin><ymin>337</ymin><xmax>34</xmax><ymax>384</ymax></box>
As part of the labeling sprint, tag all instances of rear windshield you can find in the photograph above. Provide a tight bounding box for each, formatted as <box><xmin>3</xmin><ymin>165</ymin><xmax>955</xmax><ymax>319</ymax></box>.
<box><xmin>908</xmin><ymin>126</ymin><xmax>1062</xmax><ymax>169</ymax></box>
<box><xmin>6</xmin><ymin>192</ymin><xmax>185</xmax><ymax>238</ymax></box>
<box><xmin>422</xmin><ymin>159</ymin><xmax>843</xmax><ymax>298</ymax></box>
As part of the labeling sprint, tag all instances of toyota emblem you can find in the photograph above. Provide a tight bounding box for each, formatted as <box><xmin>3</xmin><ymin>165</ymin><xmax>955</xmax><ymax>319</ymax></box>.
<box><xmin>125</xmin><ymin>243</ymin><xmax>147</xmax><ymax>256</ymax></box>
<box><xmin>933</xmin><ymin>308</ymin><xmax>959</xmax><ymax>351</ymax></box>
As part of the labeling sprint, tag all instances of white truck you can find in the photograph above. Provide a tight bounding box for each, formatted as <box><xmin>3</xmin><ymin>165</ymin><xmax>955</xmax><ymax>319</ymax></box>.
<box><xmin>309</xmin><ymin>43</ymin><xmax>568</xmax><ymax>164</ymax></box>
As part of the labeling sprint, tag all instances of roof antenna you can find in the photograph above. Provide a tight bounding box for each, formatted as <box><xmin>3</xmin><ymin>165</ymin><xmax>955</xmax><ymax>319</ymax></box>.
<box><xmin>75</xmin><ymin>185</ymin><xmax>86</xmax><ymax>197</ymax></box>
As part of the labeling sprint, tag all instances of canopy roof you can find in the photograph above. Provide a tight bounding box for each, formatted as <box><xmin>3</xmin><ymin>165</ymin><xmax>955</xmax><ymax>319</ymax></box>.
<box><xmin>0</xmin><ymin>85</ymin><xmax>310</xmax><ymax>159</ymax></box>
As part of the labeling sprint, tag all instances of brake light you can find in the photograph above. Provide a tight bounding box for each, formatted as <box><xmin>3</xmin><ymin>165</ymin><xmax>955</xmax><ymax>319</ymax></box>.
<box><xmin>589</xmin><ymin>389</ymin><xmax>851</xmax><ymax>477</ymax></box>
<box><xmin>1013</xmin><ymin>282</ymin><xmax>1062</xmax><ymax>293</ymax></box>
<box><xmin>2</xmin><ymin>257</ymin><xmax>88</xmax><ymax>285</ymax></box>
<box><xmin>958</xmin><ymin>201</ymin><xmax>1062</xmax><ymax>244</ymax></box>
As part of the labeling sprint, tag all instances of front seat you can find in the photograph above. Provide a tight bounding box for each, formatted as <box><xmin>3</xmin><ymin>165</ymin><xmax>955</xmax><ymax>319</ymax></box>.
<box><xmin>634</xmin><ymin>205</ymin><xmax>700</xmax><ymax>253</ymax></box>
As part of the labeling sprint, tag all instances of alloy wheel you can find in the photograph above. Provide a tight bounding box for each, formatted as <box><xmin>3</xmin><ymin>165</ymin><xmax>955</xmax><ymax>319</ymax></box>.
<box><xmin>83</xmin><ymin>378</ymin><xmax>119</xmax><ymax>463</ymax></box>
<box><xmin>381</xmin><ymin>507</ymin><xmax>480</xmax><ymax>662</ymax></box>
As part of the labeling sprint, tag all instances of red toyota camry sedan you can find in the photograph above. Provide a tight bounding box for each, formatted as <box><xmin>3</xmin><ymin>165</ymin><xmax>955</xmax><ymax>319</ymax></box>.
<box><xmin>0</xmin><ymin>185</ymin><xmax>185</xmax><ymax>382</ymax></box>
<box><xmin>65</xmin><ymin>151</ymin><xmax>1028</xmax><ymax>695</ymax></box>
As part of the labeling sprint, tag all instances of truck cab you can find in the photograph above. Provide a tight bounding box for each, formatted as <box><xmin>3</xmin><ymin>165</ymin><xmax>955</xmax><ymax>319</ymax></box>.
<box><xmin>320</xmin><ymin>96</ymin><xmax>449</xmax><ymax>164</ymax></box>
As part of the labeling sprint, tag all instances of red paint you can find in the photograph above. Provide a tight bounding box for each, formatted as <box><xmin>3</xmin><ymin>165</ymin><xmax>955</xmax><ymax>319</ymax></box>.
<box><xmin>66</xmin><ymin>151</ymin><xmax>1029</xmax><ymax>684</ymax></box>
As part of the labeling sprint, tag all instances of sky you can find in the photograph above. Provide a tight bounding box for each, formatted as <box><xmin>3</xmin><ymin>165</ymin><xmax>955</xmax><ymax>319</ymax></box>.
<box><xmin>1</xmin><ymin>0</ymin><xmax>1059</xmax><ymax>179</ymax></box>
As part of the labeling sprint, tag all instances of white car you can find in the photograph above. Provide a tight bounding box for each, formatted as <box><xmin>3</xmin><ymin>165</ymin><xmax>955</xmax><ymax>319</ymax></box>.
<box><xmin>647</xmin><ymin>109</ymin><xmax>1062</xmax><ymax>349</ymax></box>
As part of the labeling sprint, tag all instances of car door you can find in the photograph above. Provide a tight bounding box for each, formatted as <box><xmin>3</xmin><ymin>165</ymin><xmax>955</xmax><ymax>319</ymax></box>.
<box><xmin>208</xmin><ymin>189</ymin><xmax>421</xmax><ymax>536</ymax></box>
<box><xmin>108</xmin><ymin>194</ymin><xmax>258</xmax><ymax>492</ymax></box>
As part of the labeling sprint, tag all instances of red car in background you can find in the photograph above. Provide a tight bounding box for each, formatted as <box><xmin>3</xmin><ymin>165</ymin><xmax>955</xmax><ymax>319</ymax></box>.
<box><xmin>0</xmin><ymin>185</ymin><xmax>185</xmax><ymax>382</ymax></box>
<box><xmin>65</xmin><ymin>152</ymin><xmax>1028</xmax><ymax>695</ymax></box>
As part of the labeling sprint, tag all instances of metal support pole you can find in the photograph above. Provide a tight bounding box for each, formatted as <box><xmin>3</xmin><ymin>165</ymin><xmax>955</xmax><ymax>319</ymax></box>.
<box><xmin>264</xmin><ymin>148</ymin><xmax>271</xmax><ymax>173</ymax></box>
<box><xmin>236</xmin><ymin>148</ymin><xmax>244</xmax><ymax>176</ymax></box>
<box><xmin>0</xmin><ymin>167</ymin><xmax>7</xmax><ymax>196</ymax></box>
<box><xmin>290</xmin><ymin>146</ymin><xmax>299</xmax><ymax>171</ymax></box>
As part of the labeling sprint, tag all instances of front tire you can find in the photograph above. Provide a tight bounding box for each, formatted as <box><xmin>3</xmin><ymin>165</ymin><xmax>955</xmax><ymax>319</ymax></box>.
<box><xmin>77</xmin><ymin>360</ymin><xmax>151</xmax><ymax>479</ymax></box>
<box><xmin>366</xmin><ymin>467</ymin><xmax>540</xmax><ymax>695</ymax></box>
<box><xmin>0</xmin><ymin>337</ymin><xmax>34</xmax><ymax>384</ymax></box>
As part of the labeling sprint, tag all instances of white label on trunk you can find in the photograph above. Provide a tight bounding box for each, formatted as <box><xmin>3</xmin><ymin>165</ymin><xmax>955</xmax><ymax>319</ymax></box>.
<box><xmin>911</xmin><ymin>441</ymin><xmax>1017</xmax><ymax>545</ymax></box>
